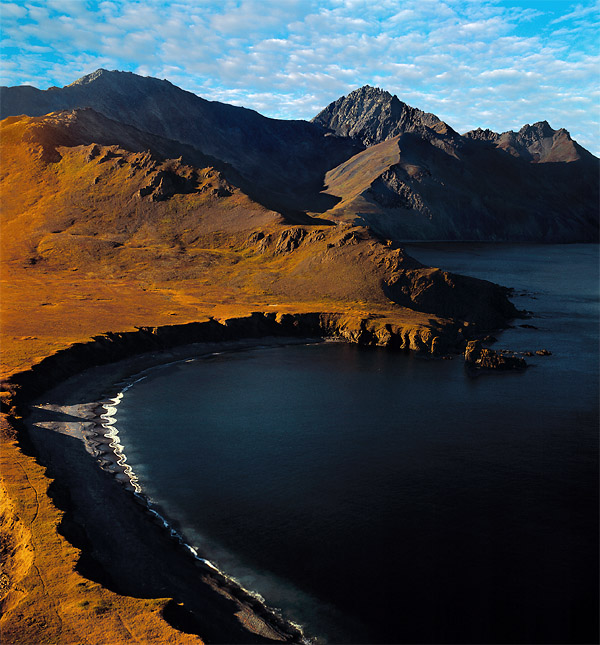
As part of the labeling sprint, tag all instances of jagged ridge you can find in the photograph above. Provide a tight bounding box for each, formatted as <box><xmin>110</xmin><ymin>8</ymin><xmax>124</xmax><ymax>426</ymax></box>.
<box><xmin>312</xmin><ymin>84</ymin><xmax>455</xmax><ymax>145</ymax></box>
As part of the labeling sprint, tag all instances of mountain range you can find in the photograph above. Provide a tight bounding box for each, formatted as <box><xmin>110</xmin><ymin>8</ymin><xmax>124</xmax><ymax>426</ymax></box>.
<box><xmin>2</xmin><ymin>69</ymin><xmax>598</xmax><ymax>242</ymax></box>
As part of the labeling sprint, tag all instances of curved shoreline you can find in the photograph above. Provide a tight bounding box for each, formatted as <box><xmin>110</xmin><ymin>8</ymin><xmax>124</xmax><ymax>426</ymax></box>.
<box><xmin>2</xmin><ymin>312</ymin><xmax>476</xmax><ymax>644</ymax></box>
<box><xmin>83</xmin><ymin>341</ymin><xmax>333</xmax><ymax>642</ymax></box>
<box><xmin>21</xmin><ymin>335</ymin><xmax>338</xmax><ymax>643</ymax></box>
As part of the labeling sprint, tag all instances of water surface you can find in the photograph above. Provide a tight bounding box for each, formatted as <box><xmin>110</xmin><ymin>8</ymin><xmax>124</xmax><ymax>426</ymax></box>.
<box><xmin>116</xmin><ymin>244</ymin><xmax>598</xmax><ymax>643</ymax></box>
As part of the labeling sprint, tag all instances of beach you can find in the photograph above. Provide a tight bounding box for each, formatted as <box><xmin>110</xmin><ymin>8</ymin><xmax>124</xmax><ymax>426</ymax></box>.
<box><xmin>23</xmin><ymin>338</ymin><xmax>323</xmax><ymax>644</ymax></box>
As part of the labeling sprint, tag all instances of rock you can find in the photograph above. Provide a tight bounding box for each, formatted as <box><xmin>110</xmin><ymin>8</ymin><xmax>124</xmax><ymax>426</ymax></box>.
<box><xmin>481</xmin><ymin>335</ymin><xmax>497</xmax><ymax>344</ymax></box>
<box><xmin>535</xmin><ymin>349</ymin><xmax>552</xmax><ymax>356</ymax></box>
<box><xmin>464</xmin><ymin>340</ymin><xmax>527</xmax><ymax>371</ymax></box>
<box><xmin>274</xmin><ymin>228</ymin><xmax>306</xmax><ymax>254</ymax></box>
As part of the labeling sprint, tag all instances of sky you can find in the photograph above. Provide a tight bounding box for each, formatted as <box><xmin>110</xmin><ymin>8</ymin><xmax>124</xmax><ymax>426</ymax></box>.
<box><xmin>1</xmin><ymin>0</ymin><xmax>599</xmax><ymax>154</ymax></box>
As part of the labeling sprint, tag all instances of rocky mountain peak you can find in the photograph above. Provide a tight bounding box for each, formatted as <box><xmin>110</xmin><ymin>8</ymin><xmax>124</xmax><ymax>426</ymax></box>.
<box><xmin>518</xmin><ymin>120</ymin><xmax>554</xmax><ymax>136</ymax></box>
<box><xmin>312</xmin><ymin>86</ymin><xmax>451</xmax><ymax>147</ymax></box>
<box><xmin>463</xmin><ymin>120</ymin><xmax>588</xmax><ymax>163</ymax></box>
<box><xmin>346</xmin><ymin>85</ymin><xmax>394</xmax><ymax>101</ymax></box>
<box><xmin>67</xmin><ymin>68</ymin><xmax>112</xmax><ymax>86</ymax></box>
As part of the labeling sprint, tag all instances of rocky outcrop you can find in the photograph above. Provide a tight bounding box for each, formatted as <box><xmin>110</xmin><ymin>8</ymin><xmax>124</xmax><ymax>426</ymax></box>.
<box><xmin>464</xmin><ymin>340</ymin><xmax>527</xmax><ymax>371</ymax></box>
<box><xmin>384</xmin><ymin>268</ymin><xmax>518</xmax><ymax>330</ymax></box>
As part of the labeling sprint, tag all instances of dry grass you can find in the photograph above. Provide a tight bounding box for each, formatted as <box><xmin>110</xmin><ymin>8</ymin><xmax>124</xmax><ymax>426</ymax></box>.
<box><xmin>0</xmin><ymin>418</ymin><xmax>202</xmax><ymax>644</ymax></box>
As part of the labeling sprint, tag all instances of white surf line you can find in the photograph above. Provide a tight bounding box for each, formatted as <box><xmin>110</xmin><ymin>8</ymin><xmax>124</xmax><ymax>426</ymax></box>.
<box><xmin>95</xmin><ymin>373</ymin><xmax>260</xmax><ymax>578</ymax></box>
<box><xmin>98</xmin><ymin>376</ymin><xmax>147</xmax><ymax>494</ymax></box>
<box><xmin>93</xmin><ymin>349</ymin><xmax>314</xmax><ymax>643</ymax></box>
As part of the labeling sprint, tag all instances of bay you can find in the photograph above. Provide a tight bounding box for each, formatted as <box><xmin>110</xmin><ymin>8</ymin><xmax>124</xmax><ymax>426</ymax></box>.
<box><xmin>115</xmin><ymin>244</ymin><xmax>599</xmax><ymax>644</ymax></box>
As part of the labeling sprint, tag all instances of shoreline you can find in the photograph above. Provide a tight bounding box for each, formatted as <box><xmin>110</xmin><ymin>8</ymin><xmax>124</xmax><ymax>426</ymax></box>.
<box><xmin>3</xmin><ymin>312</ymin><xmax>500</xmax><ymax>644</ymax></box>
<box><xmin>26</xmin><ymin>336</ymin><xmax>329</xmax><ymax>644</ymax></box>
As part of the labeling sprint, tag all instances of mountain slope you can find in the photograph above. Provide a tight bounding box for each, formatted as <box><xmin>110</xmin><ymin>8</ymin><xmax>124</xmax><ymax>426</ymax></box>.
<box><xmin>1</xmin><ymin>109</ymin><xmax>517</xmax><ymax>330</ymax></box>
<box><xmin>0</xmin><ymin>69</ymin><xmax>359</xmax><ymax>215</ymax></box>
<box><xmin>319</xmin><ymin>128</ymin><xmax>598</xmax><ymax>241</ymax></box>
<box><xmin>2</xmin><ymin>71</ymin><xmax>597</xmax><ymax>241</ymax></box>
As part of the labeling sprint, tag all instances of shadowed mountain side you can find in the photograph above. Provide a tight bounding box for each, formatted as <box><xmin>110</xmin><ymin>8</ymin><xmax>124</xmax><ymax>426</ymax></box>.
<box><xmin>1</xmin><ymin>111</ymin><xmax>517</xmax><ymax>331</ymax></box>
<box><xmin>0</xmin><ymin>70</ymin><xmax>359</xmax><ymax>214</ymax></box>
<box><xmin>320</xmin><ymin>132</ymin><xmax>599</xmax><ymax>241</ymax></box>
<box><xmin>2</xmin><ymin>71</ymin><xmax>597</xmax><ymax>241</ymax></box>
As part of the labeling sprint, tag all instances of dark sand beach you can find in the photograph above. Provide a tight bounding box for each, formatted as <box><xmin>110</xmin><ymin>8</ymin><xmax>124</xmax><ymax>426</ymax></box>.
<box><xmin>25</xmin><ymin>338</ymin><xmax>323</xmax><ymax>644</ymax></box>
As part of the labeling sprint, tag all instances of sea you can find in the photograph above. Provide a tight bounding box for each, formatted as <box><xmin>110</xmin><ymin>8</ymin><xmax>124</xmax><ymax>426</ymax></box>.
<box><xmin>113</xmin><ymin>244</ymin><xmax>599</xmax><ymax>644</ymax></box>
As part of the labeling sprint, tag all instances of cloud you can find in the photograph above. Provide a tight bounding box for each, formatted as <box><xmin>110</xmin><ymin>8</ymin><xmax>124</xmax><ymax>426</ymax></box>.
<box><xmin>550</xmin><ymin>1</ymin><xmax>600</xmax><ymax>24</ymax></box>
<box><xmin>1</xmin><ymin>0</ymin><xmax>599</xmax><ymax>154</ymax></box>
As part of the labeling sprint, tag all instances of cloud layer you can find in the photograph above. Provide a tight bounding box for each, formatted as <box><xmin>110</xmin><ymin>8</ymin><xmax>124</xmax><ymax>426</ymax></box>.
<box><xmin>2</xmin><ymin>0</ymin><xmax>598</xmax><ymax>153</ymax></box>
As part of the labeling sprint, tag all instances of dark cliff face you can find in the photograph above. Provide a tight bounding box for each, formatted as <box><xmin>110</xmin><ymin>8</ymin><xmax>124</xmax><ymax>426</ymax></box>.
<box><xmin>2</xmin><ymin>71</ymin><xmax>598</xmax><ymax>242</ymax></box>
<box><xmin>312</xmin><ymin>85</ymin><xmax>455</xmax><ymax>146</ymax></box>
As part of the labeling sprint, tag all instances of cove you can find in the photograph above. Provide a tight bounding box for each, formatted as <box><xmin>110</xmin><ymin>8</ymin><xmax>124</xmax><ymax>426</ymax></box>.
<box><xmin>111</xmin><ymin>244</ymin><xmax>598</xmax><ymax>644</ymax></box>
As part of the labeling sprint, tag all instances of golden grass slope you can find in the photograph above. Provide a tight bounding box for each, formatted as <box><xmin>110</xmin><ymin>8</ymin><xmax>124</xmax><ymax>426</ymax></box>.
<box><xmin>0</xmin><ymin>418</ymin><xmax>202</xmax><ymax>645</ymax></box>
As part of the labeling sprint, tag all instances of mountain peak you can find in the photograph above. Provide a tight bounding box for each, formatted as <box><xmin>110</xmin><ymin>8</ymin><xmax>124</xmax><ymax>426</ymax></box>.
<box><xmin>518</xmin><ymin>120</ymin><xmax>555</xmax><ymax>139</ymax></box>
<box><xmin>67</xmin><ymin>68</ymin><xmax>112</xmax><ymax>86</ymax></box>
<box><xmin>312</xmin><ymin>86</ymin><xmax>449</xmax><ymax>147</ymax></box>
<box><xmin>348</xmin><ymin>85</ymin><xmax>393</xmax><ymax>100</ymax></box>
<box><xmin>65</xmin><ymin>68</ymin><xmax>172</xmax><ymax>91</ymax></box>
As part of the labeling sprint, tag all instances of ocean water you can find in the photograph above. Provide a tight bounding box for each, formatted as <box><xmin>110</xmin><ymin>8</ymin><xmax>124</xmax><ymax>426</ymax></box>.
<box><xmin>115</xmin><ymin>244</ymin><xmax>599</xmax><ymax>644</ymax></box>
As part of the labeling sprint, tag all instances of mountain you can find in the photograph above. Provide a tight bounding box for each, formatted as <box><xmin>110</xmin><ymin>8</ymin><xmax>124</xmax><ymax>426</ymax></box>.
<box><xmin>1</xmin><ymin>71</ymin><xmax>597</xmax><ymax>241</ymax></box>
<box><xmin>1</xmin><ymin>108</ymin><xmax>517</xmax><ymax>331</ymax></box>
<box><xmin>315</xmin><ymin>89</ymin><xmax>598</xmax><ymax>241</ymax></box>
<box><xmin>463</xmin><ymin>121</ymin><xmax>592</xmax><ymax>163</ymax></box>
<box><xmin>0</xmin><ymin>69</ymin><xmax>359</xmax><ymax>216</ymax></box>
<box><xmin>312</xmin><ymin>84</ymin><xmax>456</xmax><ymax>145</ymax></box>
<box><xmin>319</xmin><ymin>126</ymin><xmax>598</xmax><ymax>241</ymax></box>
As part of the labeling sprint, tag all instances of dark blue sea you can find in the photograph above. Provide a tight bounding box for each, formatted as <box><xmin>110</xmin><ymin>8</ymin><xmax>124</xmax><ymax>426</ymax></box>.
<box><xmin>115</xmin><ymin>244</ymin><xmax>599</xmax><ymax>644</ymax></box>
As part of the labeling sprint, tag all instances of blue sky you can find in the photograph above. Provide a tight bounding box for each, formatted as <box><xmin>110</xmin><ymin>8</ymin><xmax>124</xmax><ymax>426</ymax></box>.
<box><xmin>1</xmin><ymin>0</ymin><xmax>599</xmax><ymax>153</ymax></box>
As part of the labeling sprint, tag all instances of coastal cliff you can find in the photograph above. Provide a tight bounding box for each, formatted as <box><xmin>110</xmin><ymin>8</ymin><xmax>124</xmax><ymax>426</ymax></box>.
<box><xmin>0</xmin><ymin>310</ymin><xmax>470</xmax><ymax>645</ymax></box>
<box><xmin>3</xmin><ymin>311</ymin><xmax>469</xmax><ymax>419</ymax></box>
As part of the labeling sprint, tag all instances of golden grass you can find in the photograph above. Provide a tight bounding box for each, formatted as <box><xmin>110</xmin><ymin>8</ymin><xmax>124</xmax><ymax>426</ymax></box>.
<box><xmin>0</xmin><ymin>420</ymin><xmax>202</xmax><ymax>645</ymax></box>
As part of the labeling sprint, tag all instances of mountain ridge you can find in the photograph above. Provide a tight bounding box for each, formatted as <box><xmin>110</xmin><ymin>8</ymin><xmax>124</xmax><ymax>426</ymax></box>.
<box><xmin>1</xmin><ymin>69</ymin><xmax>597</xmax><ymax>242</ymax></box>
<box><xmin>312</xmin><ymin>84</ymin><xmax>457</xmax><ymax>145</ymax></box>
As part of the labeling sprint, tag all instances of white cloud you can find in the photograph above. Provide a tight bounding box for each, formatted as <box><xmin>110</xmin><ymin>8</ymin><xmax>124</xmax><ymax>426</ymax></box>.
<box><xmin>1</xmin><ymin>2</ymin><xmax>27</xmax><ymax>18</ymax></box>
<box><xmin>550</xmin><ymin>1</ymin><xmax>600</xmax><ymax>24</ymax></box>
<box><xmin>1</xmin><ymin>0</ymin><xmax>598</xmax><ymax>154</ymax></box>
